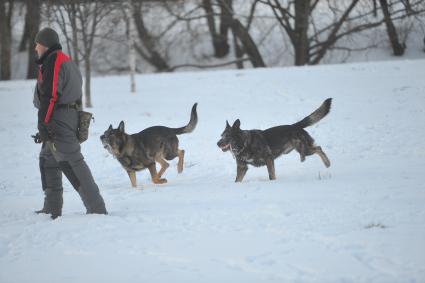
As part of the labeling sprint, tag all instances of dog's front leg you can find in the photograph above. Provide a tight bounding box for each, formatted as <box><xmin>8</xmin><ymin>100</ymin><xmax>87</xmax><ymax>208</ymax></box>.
<box><xmin>148</xmin><ymin>163</ymin><xmax>167</xmax><ymax>184</ymax></box>
<box><xmin>266</xmin><ymin>158</ymin><xmax>276</xmax><ymax>180</ymax></box>
<box><xmin>235</xmin><ymin>161</ymin><xmax>248</xmax><ymax>182</ymax></box>
<box><xmin>127</xmin><ymin>170</ymin><xmax>137</xmax><ymax>187</ymax></box>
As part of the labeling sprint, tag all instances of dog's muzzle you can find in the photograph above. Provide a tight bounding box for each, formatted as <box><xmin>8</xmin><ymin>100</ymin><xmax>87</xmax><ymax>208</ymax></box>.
<box><xmin>100</xmin><ymin>137</ymin><xmax>113</xmax><ymax>154</ymax></box>
<box><xmin>220</xmin><ymin>144</ymin><xmax>230</xmax><ymax>152</ymax></box>
<box><xmin>217</xmin><ymin>141</ymin><xmax>231</xmax><ymax>152</ymax></box>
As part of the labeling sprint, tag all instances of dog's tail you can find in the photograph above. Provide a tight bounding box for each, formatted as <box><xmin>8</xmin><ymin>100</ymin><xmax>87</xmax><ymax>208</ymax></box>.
<box><xmin>292</xmin><ymin>98</ymin><xmax>332</xmax><ymax>129</ymax></box>
<box><xmin>173</xmin><ymin>103</ymin><xmax>198</xmax><ymax>135</ymax></box>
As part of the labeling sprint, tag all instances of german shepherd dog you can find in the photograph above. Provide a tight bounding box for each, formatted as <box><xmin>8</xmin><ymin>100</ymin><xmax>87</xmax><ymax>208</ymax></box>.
<box><xmin>217</xmin><ymin>99</ymin><xmax>332</xmax><ymax>182</ymax></box>
<box><xmin>100</xmin><ymin>103</ymin><xmax>198</xmax><ymax>187</ymax></box>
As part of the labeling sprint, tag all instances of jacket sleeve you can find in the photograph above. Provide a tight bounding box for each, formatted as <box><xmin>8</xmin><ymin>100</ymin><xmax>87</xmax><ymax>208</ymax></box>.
<box><xmin>33</xmin><ymin>86</ymin><xmax>40</xmax><ymax>109</ymax></box>
<box><xmin>37</xmin><ymin>53</ymin><xmax>58</xmax><ymax>126</ymax></box>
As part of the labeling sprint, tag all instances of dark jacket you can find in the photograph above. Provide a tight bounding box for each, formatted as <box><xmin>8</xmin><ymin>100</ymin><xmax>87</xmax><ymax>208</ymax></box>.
<box><xmin>33</xmin><ymin>44</ymin><xmax>82</xmax><ymax>126</ymax></box>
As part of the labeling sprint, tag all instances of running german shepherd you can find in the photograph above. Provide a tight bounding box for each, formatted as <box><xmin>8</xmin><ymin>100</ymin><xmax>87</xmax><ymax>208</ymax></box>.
<box><xmin>217</xmin><ymin>99</ymin><xmax>332</xmax><ymax>182</ymax></box>
<box><xmin>101</xmin><ymin>103</ymin><xmax>198</xmax><ymax>187</ymax></box>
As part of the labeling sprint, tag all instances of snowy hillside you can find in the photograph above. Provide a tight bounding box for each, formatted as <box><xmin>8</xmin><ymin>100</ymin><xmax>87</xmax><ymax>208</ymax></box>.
<box><xmin>0</xmin><ymin>60</ymin><xmax>424</xmax><ymax>282</ymax></box>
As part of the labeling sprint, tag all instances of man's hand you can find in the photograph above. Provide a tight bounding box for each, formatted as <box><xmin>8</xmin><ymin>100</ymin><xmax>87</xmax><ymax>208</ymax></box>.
<box><xmin>31</xmin><ymin>133</ymin><xmax>43</xmax><ymax>144</ymax></box>
<box><xmin>37</xmin><ymin>122</ymin><xmax>55</xmax><ymax>142</ymax></box>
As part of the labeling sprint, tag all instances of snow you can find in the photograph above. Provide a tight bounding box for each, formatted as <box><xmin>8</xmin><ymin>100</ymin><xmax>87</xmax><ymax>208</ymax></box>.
<box><xmin>1</xmin><ymin>60</ymin><xmax>425</xmax><ymax>282</ymax></box>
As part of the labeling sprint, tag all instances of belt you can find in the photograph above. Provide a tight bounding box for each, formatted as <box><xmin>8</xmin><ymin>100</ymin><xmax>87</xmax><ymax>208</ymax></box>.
<box><xmin>57</xmin><ymin>103</ymin><xmax>79</xmax><ymax>110</ymax></box>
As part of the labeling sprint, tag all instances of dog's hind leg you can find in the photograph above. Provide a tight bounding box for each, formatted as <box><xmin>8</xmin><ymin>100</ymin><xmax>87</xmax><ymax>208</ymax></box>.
<box><xmin>177</xmin><ymin>149</ymin><xmax>185</xmax><ymax>173</ymax></box>
<box><xmin>314</xmin><ymin>146</ymin><xmax>331</xmax><ymax>168</ymax></box>
<box><xmin>127</xmin><ymin>170</ymin><xmax>137</xmax><ymax>187</ymax></box>
<box><xmin>266</xmin><ymin>158</ymin><xmax>277</xmax><ymax>180</ymax></box>
<box><xmin>294</xmin><ymin>141</ymin><xmax>306</xmax><ymax>162</ymax></box>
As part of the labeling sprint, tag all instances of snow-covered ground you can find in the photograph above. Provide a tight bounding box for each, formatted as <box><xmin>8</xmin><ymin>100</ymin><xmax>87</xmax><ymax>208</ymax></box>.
<box><xmin>0</xmin><ymin>60</ymin><xmax>424</xmax><ymax>282</ymax></box>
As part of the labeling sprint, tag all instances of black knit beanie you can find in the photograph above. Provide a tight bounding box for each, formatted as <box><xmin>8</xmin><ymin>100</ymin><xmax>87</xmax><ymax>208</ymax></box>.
<box><xmin>35</xmin><ymin>27</ymin><xmax>59</xmax><ymax>48</ymax></box>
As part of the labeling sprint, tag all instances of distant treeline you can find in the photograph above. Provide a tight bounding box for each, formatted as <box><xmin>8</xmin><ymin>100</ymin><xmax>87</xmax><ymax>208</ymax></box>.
<box><xmin>1</xmin><ymin>0</ymin><xmax>424</xmax><ymax>106</ymax></box>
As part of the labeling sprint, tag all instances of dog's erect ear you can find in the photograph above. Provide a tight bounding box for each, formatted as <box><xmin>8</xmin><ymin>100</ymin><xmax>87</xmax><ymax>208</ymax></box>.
<box><xmin>108</xmin><ymin>124</ymin><xmax>113</xmax><ymax>131</ymax></box>
<box><xmin>226</xmin><ymin>120</ymin><xmax>231</xmax><ymax>129</ymax></box>
<box><xmin>232</xmin><ymin>119</ymin><xmax>241</xmax><ymax>129</ymax></box>
<box><xmin>118</xmin><ymin>121</ymin><xmax>125</xmax><ymax>133</ymax></box>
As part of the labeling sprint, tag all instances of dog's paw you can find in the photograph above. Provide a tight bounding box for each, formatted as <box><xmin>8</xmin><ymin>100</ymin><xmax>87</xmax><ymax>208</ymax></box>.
<box><xmin>153</xmin><ymin>178</ymin><xmax>168</xmax><ymax>184</ymax></box>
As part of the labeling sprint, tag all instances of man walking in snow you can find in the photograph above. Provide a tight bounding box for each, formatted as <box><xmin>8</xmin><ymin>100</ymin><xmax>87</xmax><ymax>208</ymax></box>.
<box><xmin>33</xmin><ymin>27</ymin><xmax>107</xmax><ymax>219</ymax></box>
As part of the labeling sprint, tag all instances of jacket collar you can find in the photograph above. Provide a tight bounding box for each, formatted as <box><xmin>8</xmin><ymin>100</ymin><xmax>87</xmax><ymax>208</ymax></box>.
<box><xmin>35</xmin><ymin>43</ymin><xmax>62</xmax><ymax>65</ymax></box>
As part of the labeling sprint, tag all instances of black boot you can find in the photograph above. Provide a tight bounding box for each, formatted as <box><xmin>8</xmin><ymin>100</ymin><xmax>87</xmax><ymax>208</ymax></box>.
<box><xmin>35</xmin><ymin>198</ymin><xmax>50</xmax><ymax>214</ymax></box>
<box><xmin>51</xmin><ymin>213</ymin><xmax>61</xmax><ymax>220</ymax></box>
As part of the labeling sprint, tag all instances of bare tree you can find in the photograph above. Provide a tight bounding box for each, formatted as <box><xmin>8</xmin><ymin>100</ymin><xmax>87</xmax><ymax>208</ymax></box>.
<box><xmin>373</xmin><ymin>0</ymin><xmax>379</xmax><ymax>17</ymax></box>
<box><xmin>261</xmin><ymin>0</ymin><xmax>373</xmax><ymax>65</ymax></box>
<box><xmin>48</xmin><ymin>0</ymin><xmax>115</xmax><ymax>108</ymax></box>
<box><xmin>217</xmin><ymin>0</ymin><xmax>266</xmax><ymax>67</ymax></box>
<box><xmin>262</xmin><ymin>0</ymin><xmax>425</xmax><ymax>65</ymax></box>
<box><xmin>0</xmin><ymin>0</ymin><xmax>14</xmax><ymax>80</ymax></box>
<box><xmin>78</xmin><ymin>2</ymin><xmax>113</xmax><ymax>107</ymax></box>
<box><xmin>121</xmin><ymin>1</ymin><xmax>137</xmax><ymax>93</ymax></box>
<box><xmin>202</xmin><ymin>0</ymin><xmax>232</xmax><ymax>58</ymax></box>
<box><xmin>19</xmin><ymin>0</ymin><xmax>41</xmax><ymax>79</ymax></box>
<box><xmin>231</xmin><ymin>18</ymin><xmax>266</xmax><ymax>67</ymax></box>
<box><xmin>379</xmin><ymin>0</ymin><xmax>406</xmax><ymax>55</ymax></box>
<box><xmin>132</xmin><ymin>0</ymin><xmax>170</xmax><ymax>72</ymax></box>
<box><xmin>160</xmin><ymin>0</ymin><xmax>264</xmax><ymax>69</ymax></box>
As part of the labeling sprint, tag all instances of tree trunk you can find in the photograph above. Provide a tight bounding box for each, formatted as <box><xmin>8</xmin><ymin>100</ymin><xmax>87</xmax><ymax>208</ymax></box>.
<box><xmin>373</xmin><ymin>0</ymin><xmax>378</xmax><ymax>17</ymax></box>
<box><xmin>379</xmin><ymin>0</ymin><xmax>405</xmax><ymax>56</ymax></box>
<box><xmin>126</xmin><ymin>2</ymin><xmax>136</xmax><ymax>93</ymax></box>
<box><xmin>26</xmin><ymin>0</ymin><xmax>41</xmax><ymax>79</ymax></box>
<box><xmin>202</xmin><ymin>0</ymin><xmax>231</xmax><ymax>58</ymax></box>
<box><xmin>84</xmin><ymin>58</ymin><xmax>92</xmax><ymax>108</ymax></box>
<box><xmin>231</xmin><ymin>19</ymin><xmax>265</xmax><ymax>68</ymax></box>
<box><xmin>133</xmin><ymin>2</ymin><xmax>169</xmax><ymax>71</ymax></box>
<box><xmin>69</xmin><ymin>3</ymin><xmax>80</xmax><ymax>65</ymax></box>
<box><xmin>231</xmin><ymin>27</ymin><xmax>244</xmax><ymax>69</ymax></box>
<box><xmin>129</xmin><ymin>40</ymin><xmax>136</xmax><ymax>93</ymax></box>
<box><xmin>0</xmin><ymin>0</ymin><xmax>13</xmax><ymax>80</ymax></box>
<box><xmin>294</xmin><ymin>0</ymin><xmax>310</xmax><ymax>66</ymax></box>
<box><xmin>217</xmin><ymin>0</ymin><xmax>232</xmax><ymax>58</ymax></box>
<box><xmin>19</xmin><ymin>0</ymin><xmax>30</xmax><ymax>52</ymax></box>
<box><xmin>402</xmin><ymin>0</ymin><xmax>412</xmax><ymax>14</ymax></box>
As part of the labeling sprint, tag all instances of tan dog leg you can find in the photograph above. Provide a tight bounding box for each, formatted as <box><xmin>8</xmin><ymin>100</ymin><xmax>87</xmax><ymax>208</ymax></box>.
<box><xmin>315</xmin><ymin>146</ymin><xmax>331</xmax><ymax>168</ymax></box>
<box><xmin>156</xmin><ymin>158</ymin><xmax>169</xmax><ymax>179</ymax></box>
<box><xmin>149</xmin><ymin>159</ymin><xmax>168</xmax><ymax>184</ymax></box>
<box><xmin>127</xmin><ymin>170</ymin><xmax>137</xmax><ymax>187</ymax></box>
<box><xmin>177</xmin><ymin>149</ymin><xmax>185</xmax><ymax>173</ymax></box>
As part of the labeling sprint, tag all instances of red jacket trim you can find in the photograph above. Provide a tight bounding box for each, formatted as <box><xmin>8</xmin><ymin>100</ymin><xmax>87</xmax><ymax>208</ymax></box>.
<box><xmin>44</xmin><ymin>51</ymin><xmax>71</xmax><ymax>124</ymax></box>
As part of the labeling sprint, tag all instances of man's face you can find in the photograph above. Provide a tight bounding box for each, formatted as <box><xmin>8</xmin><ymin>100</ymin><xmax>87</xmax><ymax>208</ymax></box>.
<box><xmin>35</xmin><ymin>43</ymin><xmax>48</xmax><ymax>58</ymax></box>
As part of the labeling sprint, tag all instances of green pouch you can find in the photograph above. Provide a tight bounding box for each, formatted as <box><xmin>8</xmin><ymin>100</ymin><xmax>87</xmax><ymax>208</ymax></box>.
<box><xmin>78</xmin><ymin>111</ymin><xmax>93</xmax><ymax>143</ymax></box>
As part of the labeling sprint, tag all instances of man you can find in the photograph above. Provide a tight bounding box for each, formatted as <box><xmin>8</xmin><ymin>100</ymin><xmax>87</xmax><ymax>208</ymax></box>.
<box><xmin>33</xmin><ymin>27</ymin><xmax>107</xmax><ymax>219</ymax></box>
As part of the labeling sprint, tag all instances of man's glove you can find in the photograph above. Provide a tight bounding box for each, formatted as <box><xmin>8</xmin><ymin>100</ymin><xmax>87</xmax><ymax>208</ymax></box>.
<box><xmin>31</xmin><ymin>133</ymin><xmax>43</xmax><ymax>144</ymax></box>
<box><xmin>37</xmin><ymin>122</ymin><xmax>55</xmax><ymax>142</ymax></box>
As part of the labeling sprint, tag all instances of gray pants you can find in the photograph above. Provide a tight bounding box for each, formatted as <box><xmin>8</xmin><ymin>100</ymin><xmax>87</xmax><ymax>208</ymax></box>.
<box><xmin>38</xmin><ymin>108</ymin><xmax>107</xmax><ymax>217</ymax></box>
